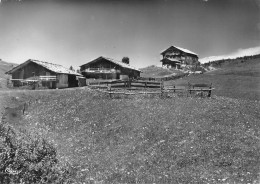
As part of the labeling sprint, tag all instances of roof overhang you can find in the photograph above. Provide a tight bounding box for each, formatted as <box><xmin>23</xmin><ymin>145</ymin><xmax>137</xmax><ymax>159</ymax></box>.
<box><xmin>6</xmin><ymin>59</ymin><xmax>82</xmax><ymax>76</ymax></box>
<box><xmin>6</xmin><ymin>59</ymin><xmax>31</xmax><ymax>75</ymax></box>
<box><xmin>160</xmin><ymin>45</ymin><xmax>198</xmax><ymax>56</ymax></box>
<box><xmin>79</xmin><ymin>56</ymin><xmax>104</xmax><ymax>68</ymax></box>
<box><xmin>80</xmin><ymin>56</ymin><xmax>141</xmax><ymax>72</ymax></box>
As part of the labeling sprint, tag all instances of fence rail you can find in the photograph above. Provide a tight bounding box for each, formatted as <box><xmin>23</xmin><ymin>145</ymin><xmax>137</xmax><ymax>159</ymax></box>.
<box><xmin>88</xmin><ymin>80</ymin><xmax>163</xmax><ymax>89</ymax></box>
<box><xmin>10</xmin><ymin>79</ymin><xmax>38</xmax><ymax>82</ymax></box>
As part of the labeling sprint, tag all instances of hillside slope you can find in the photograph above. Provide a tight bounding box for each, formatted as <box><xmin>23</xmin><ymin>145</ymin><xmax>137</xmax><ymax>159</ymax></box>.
<box><xmin>166</xmin><ymin>57</ymin><xmax>260</xmax><ymax>100</ymax></box>
<box><xmin>202</xmin><ymin>54</ymin><xmax>260</xmax><ymax>73</ymax></box>
<box><xmin>0</xmin><ymin>59</ymin><xmax>16</xmax><ymax>89</ymax></box>
<box><xmin>205</xmin><ymin>58</ymin><xmax>260</xmax><ymax>77</ymax></box>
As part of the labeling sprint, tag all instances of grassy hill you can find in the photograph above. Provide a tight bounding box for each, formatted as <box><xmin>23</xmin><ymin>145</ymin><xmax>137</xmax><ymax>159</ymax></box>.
<box><xmin>165</xmin><ymin>57</ymin><xmax>260</xmax><ymax>101</ymax></box>
<box><xmin>202</xmin><ymin>54</ymin><xmax>260</xmax><ymax>69</ymax></box>
<box><xmin>205</xmin><ymin>57</ymin><xmax>260</xmax><ymax>77</ymax></box>
<box><xmin>0</xmin><ymin>59</ymin><xmax>16</xmax><ymax>89</ymax></box>
<box><xmin>2</xmin><ymin>88</ymin><xmax>259</xmax><ymax>183</ymax></box>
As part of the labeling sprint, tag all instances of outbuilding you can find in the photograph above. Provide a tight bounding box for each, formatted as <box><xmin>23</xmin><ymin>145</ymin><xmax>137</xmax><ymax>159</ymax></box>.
<box><xmin>6</xmin><ymin>59</ymin><xmax>83</xmax><ymax>88</ymax></box>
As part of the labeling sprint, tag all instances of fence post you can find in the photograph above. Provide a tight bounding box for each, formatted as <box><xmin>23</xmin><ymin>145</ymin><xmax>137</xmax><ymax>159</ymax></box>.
<box><xmin>208</xmin><ymin>86</ymin><xmax>212</xmax><ymax>97</ymax></box>
<box><xmin>187</xmin><ymin>82</ymin><xmax>190</xmax><ymax>97</ymax></box>
<box><xmin>108</xmin><ymin>86</ymin><xmax>112</xmax><ymax>98</ymax></box>
<box><xmin>160</xmin><ymin>81</ymin><xmax>164</xmax><ymax>98</ymax></box>
<box><xmin>128</xmin><ymin>79</ymin><xmax>131</xmax><ymax>88</ymax></box>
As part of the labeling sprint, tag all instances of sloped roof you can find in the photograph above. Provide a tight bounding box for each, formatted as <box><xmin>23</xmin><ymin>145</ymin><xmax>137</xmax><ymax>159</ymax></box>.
<box><xmin>80</xmin><ymin>56</ymin><xmax>141</xmax><ymax>72</ymax></box>
<box><xmin>6</xmin><ymin>59</ymin><xmax>82</xmax><ymax>76</ymax></box>
<box><xmin>160</xmin><ymin>45</ymin><xmax>198</xmax><ymax>56</ymax></box>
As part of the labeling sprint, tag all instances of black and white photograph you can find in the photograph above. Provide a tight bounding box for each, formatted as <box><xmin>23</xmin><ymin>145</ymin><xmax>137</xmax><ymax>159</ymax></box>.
<box><xmin>0</xmin><ymin>0</ymin><xmax>260</xmax><ymax>183</ymax></box>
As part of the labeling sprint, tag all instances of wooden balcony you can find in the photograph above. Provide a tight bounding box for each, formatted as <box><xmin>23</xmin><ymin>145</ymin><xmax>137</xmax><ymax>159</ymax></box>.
<box><xmin>39</xmin><ymin>76</ymin><xmax>57</xmax><ymax>81</ymax></box>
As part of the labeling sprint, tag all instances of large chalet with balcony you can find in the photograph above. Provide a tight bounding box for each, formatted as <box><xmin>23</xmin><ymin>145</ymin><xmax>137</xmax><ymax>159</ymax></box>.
<box><xmin>160</xmin><ymin>45</ymin><xmax>199</xmax><ymax>69</ymax></box>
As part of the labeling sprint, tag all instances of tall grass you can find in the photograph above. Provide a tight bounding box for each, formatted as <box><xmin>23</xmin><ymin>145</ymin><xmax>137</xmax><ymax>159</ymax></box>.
<box><xmin>0</xmin><ymin>122</ymin><xmax>74</xmax><ymax>183</ymax></box>
<box><xmin>12</xmin><ymin>88</ymin><xmax>260</xmax><ymax>183</ymax></box>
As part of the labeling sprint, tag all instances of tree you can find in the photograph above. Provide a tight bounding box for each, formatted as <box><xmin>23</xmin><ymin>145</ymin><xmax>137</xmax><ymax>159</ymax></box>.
<box><xmin>122</xmin><ymin>57</ymin><xmax>130</xmax><ymax>64</ymax></box>
<box><xmin>69</xmin><ymin>66</ymin><xmax>75</xmax><ymax>71</ymax></box>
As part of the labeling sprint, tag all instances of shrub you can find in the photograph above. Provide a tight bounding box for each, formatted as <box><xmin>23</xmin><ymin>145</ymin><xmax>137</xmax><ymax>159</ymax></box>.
<box><xmin>0</xmin><ymin>123</ymin><xmax>74</xmax><ymax>184</ymax></box>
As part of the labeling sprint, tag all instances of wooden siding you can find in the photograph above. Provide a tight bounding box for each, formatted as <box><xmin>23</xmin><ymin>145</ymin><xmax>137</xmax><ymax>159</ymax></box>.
<box><xmin>10</xmin><ymin>61</ymin><xmax>79</xmax><ymax>89</ymax></box>
<box><xmin>57</xmin><ymin>74</ymin><xmax>68</xmax><ymax>88</ymax></box>
<box><xmin>80</xmin><ymin>58</ymin><xmax>140</xmax><ymax>79</ymax></box>
<box><xmin>11</xmin><ymin>62</ymin><xmax>55</xmax><ymax>80</ymax></box>
<box><xmin>81</xmin><ymin>60</ymin><xmax>120</xmax><ymax>71</ymax></box>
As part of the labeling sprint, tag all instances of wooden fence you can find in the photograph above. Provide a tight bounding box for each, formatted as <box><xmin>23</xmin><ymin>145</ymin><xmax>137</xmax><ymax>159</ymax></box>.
<box><xmin>88</xmin><ymin>80</ymin><xmax>163</xmax><ymax>89</ymax></box>
<box><xmin>89</xmin><ymin>80</ymin><xmax>214</xmax><ymax>98</ymax></box>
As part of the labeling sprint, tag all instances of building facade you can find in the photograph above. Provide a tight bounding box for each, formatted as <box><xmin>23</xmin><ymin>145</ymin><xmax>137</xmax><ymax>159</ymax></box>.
<box><xmin>6</xmin><ymin>59</ymin><xmax>83</xmax><ymax>88</ymax></box>
<box><xmin>160</xmin><ymin>45</ymin><xmax>199</xmax><ymax>69</ymax></box>
<box><xmin>80</xmin><ymin>56</ymin><xmax>141</xmax><ymax>80</ymax></box>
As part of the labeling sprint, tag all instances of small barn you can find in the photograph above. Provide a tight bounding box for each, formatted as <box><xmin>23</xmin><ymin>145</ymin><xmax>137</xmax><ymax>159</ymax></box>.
<box><xmin>6</xmin><ymin>59</ymin><xmax>83</xmax><ymax>89</ymax></box>
<box><xmin>160</xmin><ymin>45</ymin><xmax>199</xmax><ymax>69</ymax></box>
<box><xmin>80</xmin><ymin>56</ymin><xmax>141</xmax><ymax>80</ymax></box>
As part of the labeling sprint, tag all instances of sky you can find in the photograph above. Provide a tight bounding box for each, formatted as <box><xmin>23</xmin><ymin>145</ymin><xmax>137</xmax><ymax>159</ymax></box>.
<box><xmin>0</xmin><ymin>0</ymin><xmax>259</xmax><ymax>69</ymax></box>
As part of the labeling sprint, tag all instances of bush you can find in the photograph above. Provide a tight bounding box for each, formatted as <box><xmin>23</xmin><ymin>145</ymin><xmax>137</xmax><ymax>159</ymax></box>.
<box><xmin>0</xmin><ymin>123</ymin><xmax>74</xmax><ymax>184</ymax></box>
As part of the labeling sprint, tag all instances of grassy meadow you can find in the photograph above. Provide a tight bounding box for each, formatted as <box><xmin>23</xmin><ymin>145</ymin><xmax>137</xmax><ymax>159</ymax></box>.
<box><xmin>0</xmin><ymin>57</ymin><xmax>260</xmax><ymax>183</ymax></box>
<box><xmin>140</xmin><ymin>65</ymin><xmax>183</xmax><ymax>78</ymax></box>
<box><xmin>1</xmin><ymin>87</ymin><xmax>258</xmax><ymax>183</ymax></box>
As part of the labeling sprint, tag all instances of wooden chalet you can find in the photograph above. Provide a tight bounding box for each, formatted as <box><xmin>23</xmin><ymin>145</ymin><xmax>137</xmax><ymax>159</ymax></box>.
<box><xmin>80</xmin><ymin>56</ymin><xmax>141</xmax><ymax>80</ymax></box>
<box><xmin>160</xmin><ymin>45</ymin><xmax>199</xmax><ymax>69</ymax></box>
<box><xmin>6</xmin><ymin>59</ymin><xmax>83</xmax><ymax>89</ymax></box>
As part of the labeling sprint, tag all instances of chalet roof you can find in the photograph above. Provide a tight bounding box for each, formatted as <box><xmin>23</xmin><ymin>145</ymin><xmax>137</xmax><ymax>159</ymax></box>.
<box><xmin>80</xmin><ymin>56</ymin><xmax>141</xmax><ymax>72</ymax></box>
<box><xmin>160</xmin><ymin>45</ymin><xmax>198</xmax><ymax>56</ymax></box>
<box><xmin>6</xmin><ymin>59</ymin><xmax>82</xmax><ymax>76</ymax></box>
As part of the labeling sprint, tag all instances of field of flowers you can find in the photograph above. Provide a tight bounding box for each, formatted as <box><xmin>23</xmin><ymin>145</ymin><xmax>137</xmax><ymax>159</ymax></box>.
<box><xmin>3</xmin><ymin>87</ymin><xmax>259</xmax><ymax>183</ymax></box>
